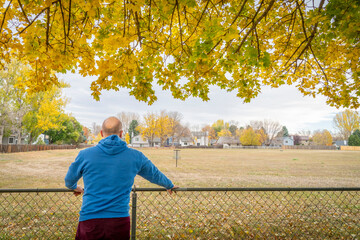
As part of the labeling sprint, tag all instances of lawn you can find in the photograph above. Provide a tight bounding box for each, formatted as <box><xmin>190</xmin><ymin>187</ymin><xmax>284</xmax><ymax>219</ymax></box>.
<box><xmin>0</xmin><ymin>148</ymin><xmax>359</xmax><ymax>188</ymax></box>
<box><xmin>0</xmin><ymin>148</ymin><xmax>359</xmax><ymax>239</ymax></box>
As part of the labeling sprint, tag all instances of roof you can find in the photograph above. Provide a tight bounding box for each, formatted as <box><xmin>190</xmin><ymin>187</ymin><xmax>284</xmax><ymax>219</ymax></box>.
<box><xmin>192</xmin><ymin>131</ymin><xmax>208</xmax><ymax>137</ymax></box>
<box><xmin>180</xmin><ymin>137</ymin><xmax>193</xmax><ymax>142</ymax></box>
<box><xmin>216</xmin><ymin>136</ymin><xmax>241</xmax><ymax>145</ymax></box>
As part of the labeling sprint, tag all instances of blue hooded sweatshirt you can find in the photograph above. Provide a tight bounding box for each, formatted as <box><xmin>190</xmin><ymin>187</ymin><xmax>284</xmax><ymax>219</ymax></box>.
<box><xmin>65</xmin><ymin>135</ymin><xmax>174</xmax><ymax>221</ymax></box>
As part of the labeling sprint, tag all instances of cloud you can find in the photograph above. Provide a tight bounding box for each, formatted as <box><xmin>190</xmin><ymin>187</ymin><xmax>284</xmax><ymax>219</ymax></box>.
<box><xmin>61</xmin><ymin>73</ymin><xmax>342</xmax><ymax>134</ymax></box>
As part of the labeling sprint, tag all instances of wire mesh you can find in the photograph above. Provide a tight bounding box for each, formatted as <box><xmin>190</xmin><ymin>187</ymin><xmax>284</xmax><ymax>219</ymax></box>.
<box><xmin>0</xmin><ymin>188</ymin><xmax>359</xmax><ymax>239</ymax></box>
<box><xmin>0</xmin><ymin>191</ymin><xmax>81</xmax><ymax>239</ymax></box>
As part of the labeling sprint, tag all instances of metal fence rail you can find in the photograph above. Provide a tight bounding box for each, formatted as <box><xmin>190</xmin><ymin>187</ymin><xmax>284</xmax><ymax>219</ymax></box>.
<box><xmin>1</xmin><ymin>188</ymin><xmax>359</xmax><ymax>239</ymax></box>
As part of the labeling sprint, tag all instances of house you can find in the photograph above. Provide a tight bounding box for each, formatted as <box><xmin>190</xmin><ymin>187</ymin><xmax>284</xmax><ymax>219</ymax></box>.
<box><xmin>179</xmin><ymin>137</ymin><xmax>194</xmax><ymax>147</ymax></box>
<box><xmin>216</xmin><ymin>136</ymin><xmax>241</xmax><ymax>148</ymax></box>
<box><xmin>298</xmin><ymin>136</ymin><xmax>310</xmax><ymax>145</ymax></box>
<box><xmin>192</xmin><ymin>131</ymin><xmax>209</xmax><ymax>146</ymax></box>
<box><xmin>152</xmin><ymin>137</ymin><xmax>161</xmax><ymax>147</ymax></box>
<box><xmin>166</xmin><ymin>136</ymin><xmax>179</xmax><ymax>146</ymax></box>
<box><xmin>282</xmin><ymin>136</ymin><xmax>294</xmax><ymax>146</ymax></box>
<box><xmin>271</xmin><ymin>136</ymin><xmax>294</xmax><ymax>146</ymax></box>
<box><xmin>1</xmin><ymin>127</ymin><xmax>26</xmax><ymax>145</ymax></box>
<box><xmin>131</xmin><ymin>135</ymin><xmax>150</xmax><ymax>148</ymax></box>
<box><xmin>334</xmin><ymin>140</ymin><xmax>347</xmax><ymax>147</ymax></box>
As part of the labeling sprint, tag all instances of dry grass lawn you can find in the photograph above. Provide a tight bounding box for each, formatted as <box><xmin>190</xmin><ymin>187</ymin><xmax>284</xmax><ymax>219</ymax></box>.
<box><xmin>0</xmin><ymin>148</ymin><xmax>359</xmax><ymax>189</ymax></box>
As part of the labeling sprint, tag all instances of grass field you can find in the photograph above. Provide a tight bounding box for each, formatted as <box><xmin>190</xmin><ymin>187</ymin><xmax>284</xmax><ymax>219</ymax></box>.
<box><xmin>1</xmin><ymin>148</ymin><xmax>359</xmax><ymax>239</ymax></box>
<box><xmin>0</xmin><ymin>148</ymin><xmax>359</xmax><ymax>188</ymax></box>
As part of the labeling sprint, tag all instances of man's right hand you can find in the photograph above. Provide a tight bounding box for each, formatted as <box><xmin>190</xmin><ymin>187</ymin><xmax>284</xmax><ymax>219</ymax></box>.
<box><xmin>167</xmin><ymin>186</ymin><xmax>179</xmax><ymax>195</ymax></box>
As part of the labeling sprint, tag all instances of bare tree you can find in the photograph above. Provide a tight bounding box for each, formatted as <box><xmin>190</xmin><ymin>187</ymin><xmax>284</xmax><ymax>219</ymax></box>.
<box><xmin>297</xmin><ymin>129</ymin><xmax>312</xmax><ymax>137</ymax></box>
<box><xmin>168</xmin><ymin>111</ymin><xmax>184</xmax><ymax>145</ymax></box>
<box><xmin>116</xmin><ymin>112</ymin><xmax>140</xmax><ymax>134</ymax></box>
<box><xmin>249</xmin><ymin>120</ymin><xmax>263</xmax><ymax>130</ymax></box>
<box><xmin>250</xmin><ymin>119</ymin><xmax>282</xmax><ymax>145</ymax></box>
<box><xmin>178</xmin><ymin>124</ymin><xmax>192</xmax><ymax>138</ymax></box>
<box><xmin>91</xmin><ymin>122</ymin><xmax>101</xmax><ymax>136</ymax></box>
<box><xmin>262</xmin><ymin>119</ymin><xmax>283</xmax><ymax>145</ymax></box>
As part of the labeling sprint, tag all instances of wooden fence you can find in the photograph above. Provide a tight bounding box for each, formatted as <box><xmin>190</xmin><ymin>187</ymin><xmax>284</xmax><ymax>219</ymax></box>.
<box><xmin>340</xmin><ymin>146</ymin><xmax>360</xmax><ymax>151</ymax></box>
<box><xmin>0</xmin><ymin>144</ymin><xmax>92</xmax><ymax>153</ymax></box>
<box><xmin>282</xmin><ymin>145</ymin><xmax>337</xmax><ymax>150</ymax></box>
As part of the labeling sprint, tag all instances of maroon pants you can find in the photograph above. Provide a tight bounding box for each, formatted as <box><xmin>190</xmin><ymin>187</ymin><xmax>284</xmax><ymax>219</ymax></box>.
<box><xmin>75</xmin><ymin>217</ymin><xmax>130</xmax><ymax>240</ymax></box>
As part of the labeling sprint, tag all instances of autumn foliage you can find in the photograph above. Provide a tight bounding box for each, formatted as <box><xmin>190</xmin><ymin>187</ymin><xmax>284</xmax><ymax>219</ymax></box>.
<box><xmin>0</xmin><ymin>0</ymin><xmax>359</xmax><ymax>108</ymax></box>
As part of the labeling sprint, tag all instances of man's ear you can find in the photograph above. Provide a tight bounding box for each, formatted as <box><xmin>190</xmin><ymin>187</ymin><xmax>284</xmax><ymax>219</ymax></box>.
<box><xmin>100</xmin><ymin>130</ymin><xmax>104</xmax><ymax>137</ymax></box>
<box><xmin>119</xmin><ymin>130</ymin><xmax>123</xmax><ymax>138</ymax></box>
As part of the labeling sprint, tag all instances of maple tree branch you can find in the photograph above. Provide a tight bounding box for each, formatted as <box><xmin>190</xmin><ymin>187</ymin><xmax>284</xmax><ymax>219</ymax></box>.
<box><xmin>206</xmin><ymin>0</ymin><xmax>248</xmax><ymax>56</ymax></box>
<box><xmin>148</xmin><ymin>0</ymin><xmax>152</xmax><ymax>31</ymax></box>
<box><xmin>230</xmin><ymin>0</ymin><xmax>248</xmax><ymax>27</ymax></box>
<box><xmin>283</xmin><ymin>0</ymin><xmax>325</xmax><ymax>71</ymax></box>
<box><xmin>254</xmin><ymin>27</ymin><xmax>260</xmax><ymax>58</ymax></box>
<box><xmin>164</xmin><ymin>3</ymin><xmax>177</xmax><ymax>48</ymax></box>
<box><xmin>184</xmin><ymin>0</ymin><xmax>210</xmax><ymax>43</ymax></box>
<box><xmin>310</xmin><ymin>45</ymin><xmax>329</xmax><ymax>84</ymax></box>
<box><xmin>59</xmin><ymin>0</ymin><xmax>67</xmax><ymax>53</ymax></box>
<box><xmin>134</xmin><ymin>11</ymin><xmax>142</xmax><ymax>46</ymax></box>
<box><xmin>16</xmin><ymin>7</ymin><xmax>48</xmax><ymax>35</ymax></box>
<box><xmin>46</xmin><ymin>7</ymin><xmax>50</xmax><ymax>51</ymax></box>
<box><xmin>0</xmin><ymin>0</ymin><xmax>13</xmax><ymax>34</ymax></box>
<box><xmin>176</xmin><ymin>0</ymin><xmax>185</xmax><ymax>55</ymax></box>
<box><xmin>123</xmin><ymin>0</ymin><xmax>126</xmax><ymax>36</ymax></box>
<box><xmin>296</xmin><ymin>0</ymin><xmax>308</xmax><ymax>39</ymax></box>
<box><xmin>67</xmin><ymin>0</ymin><xmax>71</xmax><ymax>37</ymax></box>
<box><xmin>15</xmin><ymin>0</ymin><xmax>60</xmax><ymax>35</ymax></box>
<box><xmin>17</xmin><ymin>0</ymin><xmax>30</xmax><ymax>23</ymax></box>
<box><xmin>280</xmin><ymin>10</ymin><xmax>297</xmax><ymax>57</ymax></box>
<box><xmin>234</xmin><ymin>0</ymin><xmax>275</xmax><ymax>54</ymax></box>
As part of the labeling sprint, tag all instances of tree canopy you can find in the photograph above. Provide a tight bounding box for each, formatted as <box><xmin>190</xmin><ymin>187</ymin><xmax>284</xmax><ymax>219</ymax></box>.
<box><xmin>348</xmin><ymin>129</ymin><xmax>360</xmax><ymax>146</ymax></box>
<box><xmin>0</xmin><ymin>61</ymin><xmax>69</xmax><ymax>143</ymax></box>
<box><xmin>1</xmin><ymin>0</ymin><xmax>359</xmax><ymax>107</ymax></box>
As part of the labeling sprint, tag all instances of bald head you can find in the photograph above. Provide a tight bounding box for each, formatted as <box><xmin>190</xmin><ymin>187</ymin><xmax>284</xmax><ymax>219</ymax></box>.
<box><xmin>101</xmin><ymin>116</ymin><xmax>123</xmax><ymax>137</ymax></box>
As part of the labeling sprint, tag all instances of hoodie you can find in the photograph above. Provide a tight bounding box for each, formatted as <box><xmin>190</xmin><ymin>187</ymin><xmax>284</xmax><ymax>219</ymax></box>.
<box><xmin>65</xmin><ymin>135</ymin><xmax>174</xmax><ymax>221</ymax></box>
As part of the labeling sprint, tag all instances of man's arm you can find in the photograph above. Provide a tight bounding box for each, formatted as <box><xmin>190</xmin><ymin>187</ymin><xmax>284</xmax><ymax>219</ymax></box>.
<box><xmin>138</xmin><ymin>154</ymin><xmax>174</xmax><ymax>190</ymax></box>
<box><xmin>65</xmin><ymin>151</ymin><xmax>84</xmax><ymax>191</ymax></box>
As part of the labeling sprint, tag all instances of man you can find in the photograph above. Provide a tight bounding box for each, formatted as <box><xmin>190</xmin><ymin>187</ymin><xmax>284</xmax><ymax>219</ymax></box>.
<box><xmin>65</xmin><ymin>116</ymin><xmax>177</xmax><ymax>240</ymax></box>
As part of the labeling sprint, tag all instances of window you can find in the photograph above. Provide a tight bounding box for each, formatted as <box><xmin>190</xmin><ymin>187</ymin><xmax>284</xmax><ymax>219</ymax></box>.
<box><xmin>135</xmin><ymin>138</ymin><xmax>139</xmax><ymax>141</ymax></box>
<box><xmin>184</xmin><ymin>142</ymin><xmax>187</xmax><ymax>146</ymax></box>
<box><xmin>8</xmin><ymin>137</ymin><xmax>14</xmax><ymax>144</ymax></box>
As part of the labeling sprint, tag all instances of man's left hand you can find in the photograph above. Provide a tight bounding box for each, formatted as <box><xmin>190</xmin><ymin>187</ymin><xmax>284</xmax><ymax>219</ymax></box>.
<box><xmin>73</xmin><ymin>186</ymin><xmax>84</xmax><ymax>196</ymax></box>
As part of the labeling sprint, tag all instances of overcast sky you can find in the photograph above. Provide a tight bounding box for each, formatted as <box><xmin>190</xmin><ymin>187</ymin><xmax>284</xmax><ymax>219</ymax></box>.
<box><xmin>61</xmin><ymin>73</ymin><xmax>344</xmax><ymax>135</ymax></box>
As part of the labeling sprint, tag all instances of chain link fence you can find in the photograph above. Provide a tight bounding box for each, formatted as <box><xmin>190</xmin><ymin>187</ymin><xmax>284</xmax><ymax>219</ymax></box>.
<box><xmin>1</xmin><ymin>188</ymin><xmax>359</xmax><ymax>239</ymax></box>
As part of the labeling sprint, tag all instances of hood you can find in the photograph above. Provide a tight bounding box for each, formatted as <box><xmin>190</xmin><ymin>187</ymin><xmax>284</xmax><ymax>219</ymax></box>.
<box><xmin>97</xmin><ymin>135</ymin><xmax>128</xmax><ymax>155</ymax></box>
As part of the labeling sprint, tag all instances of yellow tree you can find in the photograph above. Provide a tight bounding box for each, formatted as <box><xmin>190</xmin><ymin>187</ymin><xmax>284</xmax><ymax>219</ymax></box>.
<box><xmin>155</xmin><ymin>111</ymin><xmax>172</xmax><ymax>146</ymax></box>
<box><xmin>0</xmin><ymin>1</ymin><xmax>359</xmax><ymax>109</ymax></box>
<box><xmin>0</xmin><ymin>61</ymin><xmax>68</xmax><ymax>143</ymax></box>
<box><xmin>125</xmin><ymin>132</ymin><xmax>130</xmax><ymax>144</ymax></box>
<box><xmin>333</xmin><ymin>110</ymin><xmax>360</xmax><ymax>140</ymax></box>
<box><xmin>23</xmin><ymin>84</ymin><xmax>68</xmax><ymax>143</ymax></box>
<box><xmin>256</xmin><ymin>128</ymin><xmax>267</xmax><ymax>146</ymax></box>
<box><xmin>202</xmin><ymin>125</ymin><xmax>217</xmax><ymax>140</ymax></box>
<box><xmin>137</xmin><ymin>113</ymin><xmax>157</xmax><ymax>147</ymax></box>
<box><xmin>312</xmin><ymin>130</ymin><xmax>333</xmax><ymax>146</ymax></box>
<box><xmin>240</xmin><ymin>127</ymin><xmax>261</xmax><ymax>146</ymax></box>
<box><xmin>93</xmin><ymin>132</ymin><xmax>103</xmax><ymax>144</ymax></box>
<box><xmin>218</xmin><ymin>129</ymin><xmax>232</xmax><ymax>137</ymax></box>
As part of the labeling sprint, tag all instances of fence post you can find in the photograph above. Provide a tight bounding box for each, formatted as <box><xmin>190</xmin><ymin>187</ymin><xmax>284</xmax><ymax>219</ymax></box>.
<box><xmin>131</xmin><ymin>189</ymin><xmax>137</xmax><ymax>240</ymax></box>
